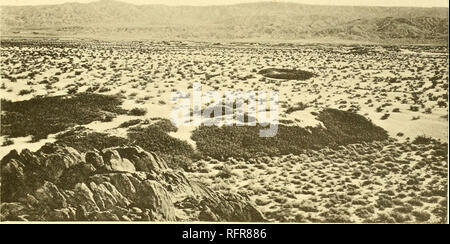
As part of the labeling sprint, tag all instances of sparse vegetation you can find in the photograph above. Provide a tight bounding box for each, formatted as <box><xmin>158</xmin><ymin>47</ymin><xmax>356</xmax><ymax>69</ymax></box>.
<box><xmin>0</xmin><ymin>39</ymin><xmax>448</xmax><ymax>223</ymax></box>
<box><xmin>412</xmin><ymin>135</ymin><xmax>435</xmax><ymax>145</ymax></box>
<box><xmin>119</xmin><ymin>119</ymin><xmax>142</xmax><ymax>128</ymax></box>
<box><xmin>2</xmin><ymin>138</ymin><xmax>14</xmax><ymax>146</ymax></box>
<box><xmin>410</xmin><ymin>106</ymin><xmax>420</xmax><ymax>112</ymax></box>
<box><xmin>127</xmin><ymin>120</ymin><xmax>195</xmax><ymax>162</ymax></box>
<box><xmin>286</xmin><ymin>102</ymin><xmax>309</xmax><ymax>114</ymax></box>
<box><xmin>192</xmin><ymin>108</ymin><xmax>388</xmax><ymax>159</ymax></box>
<box><xmin>258</xmin><ymin>68</ymin><xmax>314</xmax><ymax>81</ymax></box>
<box><xmin>1</xmin><ymin>93</ymin><xmax>126</xmax><ymax>140</ymax></box>
<box><xmin>380</xmin><ymin>113</ymin><xmax>390</xmax><ymax>120</ymax></box>
<box><xmin>128</xmin><ymin>107</ymin><xmax>147</xmax><ymax>116</ymax></box>
<box><xmin>217</xmin><ymin>165</ymin><xmax>233</xmax><ymax>178</ymax></box>
<box><xmin>56</xmin><ymin>128</ymin><xmax>130</xmax><ymax>152</ymax></box>
<box><xmin>18</xmin><ymin>89</ymin><xmax>34</xmax><ymax>96</ymax></box>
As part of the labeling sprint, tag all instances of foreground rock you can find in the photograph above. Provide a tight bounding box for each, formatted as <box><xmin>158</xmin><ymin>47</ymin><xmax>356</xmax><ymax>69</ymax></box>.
<box><xmin>0</xmin><ymin>144</ymin><xmax>264</xmax><ymax>222</ymax></box>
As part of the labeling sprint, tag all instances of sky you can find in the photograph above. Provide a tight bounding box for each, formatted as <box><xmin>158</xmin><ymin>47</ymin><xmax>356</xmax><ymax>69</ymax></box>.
<box><xmin>0</xmin><ymin>0</ymin><xmax>448</xmax><ymax>7</ymax></box>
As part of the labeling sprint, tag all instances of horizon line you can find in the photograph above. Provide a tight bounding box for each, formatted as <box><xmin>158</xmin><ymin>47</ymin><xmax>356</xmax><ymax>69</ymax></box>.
<box><xmin>0</xmin><ymin>0</ymin><xmax>448</xmax><ymax>8</ymax></box>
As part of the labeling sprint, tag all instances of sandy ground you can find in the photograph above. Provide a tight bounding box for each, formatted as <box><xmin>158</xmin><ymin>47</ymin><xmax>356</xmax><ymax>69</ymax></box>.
<box><xmin>0</xmin><ymin>41</ymin><xmax>448</xmax><ymax>223</ymax></box>
<box><xmin>186</xmin><ymin>140</ymin><xmax>447</xmax><ymax>223</ymax></box>
<box><xmin>1</xmin><ymin>43</ymin><xmax>447</xmax><ymax>154</ymax></box>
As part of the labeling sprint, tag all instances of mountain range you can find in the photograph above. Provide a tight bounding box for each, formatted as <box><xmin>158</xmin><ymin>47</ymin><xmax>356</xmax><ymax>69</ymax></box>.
<box><xmin>0</xmin><ymin>0</ymin><xmax>448</xmax><ymax>44</ymax></box>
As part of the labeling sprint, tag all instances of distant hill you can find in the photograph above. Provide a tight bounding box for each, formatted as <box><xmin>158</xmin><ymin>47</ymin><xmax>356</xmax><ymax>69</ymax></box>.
<box><xmin>0</xmin><ymin>0</ymin><xmax>448</xmax><ymax>44</ymax></box>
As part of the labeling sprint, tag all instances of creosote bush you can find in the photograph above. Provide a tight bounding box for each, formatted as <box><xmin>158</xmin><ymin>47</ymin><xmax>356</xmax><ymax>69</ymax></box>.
<box><xmin>1</xmin><ymin>93</ymin><xmax>126</xmax><ymax>140</ymax></box>
<box><xmin>128</xmin><ymin>107</ymin><xmax>147</xmax><ymax>116</ymax></box>
<box><xmin>258</xmin><ymin>68</ymin><xmax>314</xmax><ymax>81</ymax></box>
<box><xmin>192</xmin><ymin>108</ymin><xmax>388</xmax><ymax>160</ymax></box>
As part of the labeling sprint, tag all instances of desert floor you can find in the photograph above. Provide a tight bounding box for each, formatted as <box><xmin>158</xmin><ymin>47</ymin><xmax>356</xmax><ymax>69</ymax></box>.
<box><xmin>0</xmin><ymin>40</ymin><xmax>448</xmax><ymax>222</ymax></box>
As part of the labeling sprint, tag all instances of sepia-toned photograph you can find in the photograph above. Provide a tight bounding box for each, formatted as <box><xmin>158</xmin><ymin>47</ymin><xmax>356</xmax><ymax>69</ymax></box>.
<box><xmin>0</xmin><ymin>0</ymin><xmax>448</xmax><ymax>225</ymax></box>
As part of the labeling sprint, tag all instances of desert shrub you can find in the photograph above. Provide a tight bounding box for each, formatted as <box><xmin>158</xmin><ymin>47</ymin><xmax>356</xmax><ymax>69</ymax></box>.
<box><xmin>1</xmin><ymin>93</ymin><xmax>126</xmax><ymax>140</ymax></box>
<box><xmin>380</xmin><ymin>113</ymin><xmax>390</xmax><ymax>120</ymax></box>
<box><xmin>437</xmin><ymin>101</ymin><xmax>447</xmax><ymax>108</ymax></box>
<box><xmin>128</xmin><ymin>107</ymin><xmax>147</xmax><ymax>116</ymax></box>
<box><xmin>127</xmin><ymin>123</ymin><xmax>195</xmax><ymax>161</ymax></box>
<box><xmin>407</xmin><ymin>199</ymin><xmax>424</xmax><ymax>207</ymax></box>
<box><xmin>56</xmin><ymin>123</ymin><xmax>195</xmax><ymax>170</ymax></box>
<box><xmin>317</xmin><ymin>109</ymin><xmax>388</xmax><ymax>145</ymax></box>
<box><xmin>119</xmin><ymin>119</ymin><xmax>142</xmax><ymax>128</ymax></box>
<box><xmin>390</xmin><ymin>211</ymin><xmax>410</xmax><ymax>222</ymax></box>
<box><xmin>285</xmin><ymin>102</ymin><xmax>308</xmax><ymax>114</ymax></box>
<box><xmin>376</xmin><ymin>197</ymin><xmax>394</xmax><ymax>209</ymax></box>
<box><xmin>98</xmin><ymin>87</ymin><xmax>111</xmax><ymax>93</ymax></box>
<box><xmin>217</xmin><ymin>165</ymin><xmax>233</xmax><ymax>179</ymax></box>
<box><xmin>160</xmin><ymin>154</ymin><xmax>195</xmax><ymax>171</ymax></box>
<box><xmin>349</xmin><ymin>46</ymin><xmax>369</xmax><ymax>55</ymax></box>
<box><xmin>409</xmin><ymin>106</ymin><xmax>419</xmax><ymax>112</ymax></box>
<box><xmin>67</xmin><ymin>86</ymin><xmax>78</xmax><ymax>95</ymax></box>
<box><xmin>2</xmin><ymin>138</ymin><xmax>14</xmax><ymax>146</ymax></box>
<box><xmin>394</xmin><ymin>205</ymin><xmax>413</xmax><ymax>214</ymax></box>
<box><xmin>18</xmin><ymin>89</ymin><xmax>34</xmax><ymax>96</ymax></box>
<box><xmin>412</xmin><ymin>211</ymin><xmax>431</xmax><ymax>222</ymax></box>
<box><xmin>192</xmin><ymin>108</ymin><xmax>388</xmax><ymax>160</ymax></box>
<box><xmin>412</xmin><ymin>135</ymin><xmax>434</xmax><ymax>145</ymax></box>
<box><xmin>258</xmin><ymin>68</ymin><xmax>314</xmax><ymax>81</ymax></box>
<box><xmin>150</xmin><ymin>119</ymin><xmax>178</xmax><ymax>133</ymax></box>
<box><xmin>56</xmin><ymin>128</ymin><xmax>130</xmax><ymax>153</ymax></box>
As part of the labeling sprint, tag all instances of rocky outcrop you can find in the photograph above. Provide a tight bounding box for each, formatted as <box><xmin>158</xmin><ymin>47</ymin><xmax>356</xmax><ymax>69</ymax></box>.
<box><xmin>0</xmin><ymin>143</ymin><xmax>264</xmax><ymax>222</ymax></box>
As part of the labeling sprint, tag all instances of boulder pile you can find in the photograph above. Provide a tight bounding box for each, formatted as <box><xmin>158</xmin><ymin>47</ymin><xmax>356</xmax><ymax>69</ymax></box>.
<box><xmin>1</xmin><ymin>143</ymin><xmax>264</xmax><ymax>222</ymax></box>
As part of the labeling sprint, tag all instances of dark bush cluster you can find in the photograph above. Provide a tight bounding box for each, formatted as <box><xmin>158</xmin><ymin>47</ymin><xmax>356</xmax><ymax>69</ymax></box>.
<box><xmin>56</xmin><ymin>120</ymin><xmax>196</xmax><ymax>171</ymax></box>
<box><xmin>1</xmin><ymin>93</ymin><xmax>126</xmax><ymax>140</ymax></box>
<box><xmin>56</xmin><ymin>128</ymin><xmax>130</xmax><ymax>153</ymax></box>
<box><xmin>128</xmin><ymin>107</ymin><xmax>147</xmax><ymax>116</ymax></box>
<box><xmin>127</xmin><ymin>120</ymin><xmax>196</xmax><ymax>168</ymax></box>
<box><xmin>258</xmin><ymin>68</ymin><xmax>315</xmax><ymax>81</ymax></box>
<box><xmin>192</xmin><ymin>108</ymin><xmax>389</xmax><ymax>160</ymax></box>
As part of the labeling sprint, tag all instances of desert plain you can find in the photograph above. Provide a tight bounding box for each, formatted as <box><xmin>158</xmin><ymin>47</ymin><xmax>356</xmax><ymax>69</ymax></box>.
<box><xmin>0</xmin><ymin>38</ymin><xmax>447</xmax><ymax>223</ymax></box>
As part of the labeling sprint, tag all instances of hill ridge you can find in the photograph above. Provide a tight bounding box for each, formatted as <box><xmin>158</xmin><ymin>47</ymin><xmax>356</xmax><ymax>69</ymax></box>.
<box><xmin>0</xmin><ymin>0</ymin><xmax>448</xmax><ymax>43</ymax></box>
